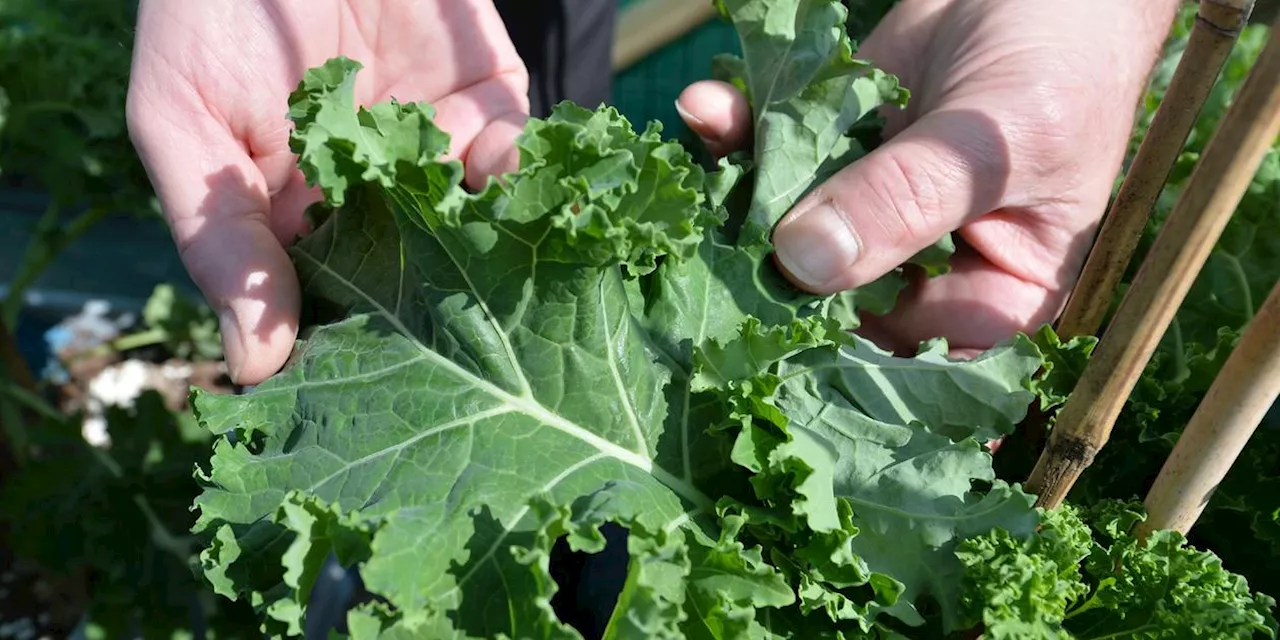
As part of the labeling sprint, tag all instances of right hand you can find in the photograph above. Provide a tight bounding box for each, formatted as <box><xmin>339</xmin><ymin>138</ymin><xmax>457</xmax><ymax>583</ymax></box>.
<box><xmin>675</xmin><ymin>0</ymin><xmax>1178</xmax><ymax>357</ymax></box>
<box><xmin>127</xmin><ymin>0</ymin><xmax>530</xmax><ymax>385</ymax></box>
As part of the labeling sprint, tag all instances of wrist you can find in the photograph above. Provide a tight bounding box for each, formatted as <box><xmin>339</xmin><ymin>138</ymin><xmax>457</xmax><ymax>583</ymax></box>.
<box><xmin>1084</xmin><ymin>0</ymin><xmax>1184</xmax><ymax>101</ymax></box>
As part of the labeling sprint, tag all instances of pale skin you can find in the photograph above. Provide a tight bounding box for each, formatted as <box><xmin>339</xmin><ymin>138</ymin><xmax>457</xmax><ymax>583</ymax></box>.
<box><xmin>127</xmin><ymin>0</ymin><xmax>1183</xmax><ymax>384</ymax></box>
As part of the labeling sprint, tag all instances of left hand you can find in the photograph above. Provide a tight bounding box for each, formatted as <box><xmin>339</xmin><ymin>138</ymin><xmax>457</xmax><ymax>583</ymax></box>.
<box><xmin>127</xmin><ymin>0</ymin><xmax>530</xmax><ymax>384</ymax></box>
<box><xmin>676</xmin><ymin>0</ymin><xmax>1181</xmax><ymax>355</ymax></box>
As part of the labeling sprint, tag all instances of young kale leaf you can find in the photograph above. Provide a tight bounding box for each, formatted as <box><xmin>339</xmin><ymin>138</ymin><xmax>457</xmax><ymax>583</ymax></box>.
<box><xmin>956</xmin><ymin>501</ymin><xmax>1279</xmax><ymax>639</ymax></box>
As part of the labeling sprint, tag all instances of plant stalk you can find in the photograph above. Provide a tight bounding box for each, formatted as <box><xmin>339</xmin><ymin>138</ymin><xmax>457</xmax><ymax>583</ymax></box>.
<box><xmin>0</xmin><ymin>317</ymin><xmax>37</xmax><ymax>467</ymax></box>
<box><xmin>1057</xmin><ymin>0</ymin><xmax>1255</xmax><ymax>340</ymax></box>
<box><xmin>1136</xmin><ymin>278</ymin><xmax>1280</xmax><ymax>539</ymax></box>
<box><xmin>0</xmin><ymin>204</ymin><xmax>111</xmax><ymax>329</ymax></box>
<box><xmin>66</xmin><ymin>326</ymin><xmax>171</xmax><ymax>363</ymax></box>
<box><xmin>1026</xmin><ymin>14</ymin><xmax>1280</xmax><ymax>510</ymax></box>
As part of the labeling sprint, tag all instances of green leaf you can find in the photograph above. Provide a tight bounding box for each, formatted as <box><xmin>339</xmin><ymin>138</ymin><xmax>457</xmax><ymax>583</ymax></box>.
<box><xmin>192</xmin><ymin>58</ymin><xmax>802</xmax><ymax>637</ymax></box>
<box><xmin>680</xmin><ymin>326</ymin><xmax>1046</xmax><ymax>631</ymax></box>
<box><xmin>955</xmin><ymin>505</ymin><xmax>1092</xmax><ymax>638</ymax></box>
<box><xmin>785</xmin><ymin>334</ymin><xmax>1045</xmax><ymax>444</ymax></box>
<box><xmin>0</xmin><ymin>390</ymin><xmax>258</xmax><ymax>638</ymax></box>
<box><xmin>189</xmin><ymin>40</ymin><xmax>1057</xmax><ymax>635</ymax></box>
<box><xmin>958</xmin><ymin>500</ymin><xmax>1278</xmax><ymax>639</ymax></box>
<box><xmin>711</xmin><ymin>0</ymin><xmax>908</xmax><ymax>245</ymax></box>
<box><xmin>1028</xmin><ymin>325</ymin><xmax>1096</xmax><ymax>413</ymax></box>
<box><xmin>0</xmin><ymin>0</ymin><xmax>156</xmax><ymax>213</ymax></box>
<box><xmin>768</xmin><ymin>337</ymin><xmax>1043</xmax><ymax>628</ymax></box>
<box><xmin>140</xmin><ymin>283</ymin><xmax>225</xmax><ymax>361</ymax></box>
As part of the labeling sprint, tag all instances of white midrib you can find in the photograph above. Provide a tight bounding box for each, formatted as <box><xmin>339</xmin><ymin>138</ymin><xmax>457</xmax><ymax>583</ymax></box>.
<box><xmin>424</xmin><ymin>216</ymin><xmax>536</xmax><ymax>399</ymax></box>
<box><xmin>682</xmin><ymin>255</ymin><xmax>714</xmax><ymax>483</ymax></box>
<box><xmin>598</xmin><ymin>276</ymin><xmax>650</xmax><ymax>455</ymax></box>
<box><xmin>298</xmin><ymin>254</ymin><xmax>714</xmax><ymax>512</ymax></box>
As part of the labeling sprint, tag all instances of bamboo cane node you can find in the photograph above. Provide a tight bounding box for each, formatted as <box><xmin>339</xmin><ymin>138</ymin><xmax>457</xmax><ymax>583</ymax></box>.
<box><xmin>1050</xmin><ymin>433</ymin><xmax>1098</xmax><ymax>468</ymax></box>
<box><xmin>1026</xmin><ymin>432</ymin><xmax>1099</xmax><ymax>509</ymax></box>
<box><xmin>1196</xmin><ymin>14</ymin><xmax>1245</xmax><ymax>37</ymax></box>
<box><xmin>1198</xmin><ymin>0</ymin><xmax>1254</xmax><ymax>35</ymax></box>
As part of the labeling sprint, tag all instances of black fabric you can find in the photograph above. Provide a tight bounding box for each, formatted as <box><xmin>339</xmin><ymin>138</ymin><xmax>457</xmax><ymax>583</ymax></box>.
<box><xmin>494</xmin><ymin>0</ymin><xmax>617</xmax><ymax>118</ymax></box>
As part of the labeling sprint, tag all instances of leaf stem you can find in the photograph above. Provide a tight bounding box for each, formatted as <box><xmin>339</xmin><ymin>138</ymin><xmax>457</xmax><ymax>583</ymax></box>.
<box><xmin>1026</xmin><ymin>12</ymin><xmax>1280</xmax><ymax>509</ymax></box>
<box><xmin>66</xmin><ymin>327</ymin><xmax>171</xmax><ymax>363</ymax></box>
<box><xmin>0</xmin><ymin>317</ymin><xmax>38</xmax><ymax>466</ymax></box>
<box><xmin>132</xmin><ymin>494</ymin><xmax>194</xmax><ymax>561</ymax></box>
<box><xmin>0</xmin><ymin>204</ymin><xmax>112</xmax><ymax>329</ymax></box>
<box><xmin>0</xmin><ymin>382</ymin><xmax>62</xmax><ymax>423</ymax></box>
<box><xmin>85</xmin><ymin>443</ymin><xmax>194</xmax><ymax>562</ymax></box>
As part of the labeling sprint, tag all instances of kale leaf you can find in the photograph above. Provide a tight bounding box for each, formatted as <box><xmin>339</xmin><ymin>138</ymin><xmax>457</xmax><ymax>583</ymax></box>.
<box><xmin>189</xmin><ymin>2</ymin><xmax>1052</xmax><ymax>636</ymax></box>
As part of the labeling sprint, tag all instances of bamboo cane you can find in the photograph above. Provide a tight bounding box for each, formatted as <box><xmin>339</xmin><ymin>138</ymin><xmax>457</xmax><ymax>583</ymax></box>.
<box><xmin>1056</xmin><ymin>0</ymin><xmax>1255</xmax><ymax>340</ymax></box>
<box><xmin>1136</xmin><ymin>278</ymin><xmax>1280</xmax><ymax>539</ymax></box>
<box><xmin>1025</xmin><ymin>15</ymin><xmax>1280</xmax><ymax>510</ymax></box>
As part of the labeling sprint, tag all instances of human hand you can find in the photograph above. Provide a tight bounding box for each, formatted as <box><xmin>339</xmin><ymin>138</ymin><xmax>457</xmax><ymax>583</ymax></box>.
<box><xmin>127</xmin><ymin>0</ymin><xmax>529</xmax><ymax>384</ymax></box>
<box><xmin>677</xmin><ymin>0</ymin><xmax>1181</xmax><ymax>356</ymax></box>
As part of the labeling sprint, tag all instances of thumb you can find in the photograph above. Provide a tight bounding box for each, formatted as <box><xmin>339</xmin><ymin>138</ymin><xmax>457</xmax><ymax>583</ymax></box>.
<box><xmin>128</xmin><ymin>90</ymin><xmax>299</xmax><ymax>387</ymax></box>
<box><xmin>675</xmin><ymin>80</ymin><xmax>753</xmax><ymax>158</ymax></box>
<box><xmin>772</xmin><ymin>109</ymin><xmax>1011</xmax><ymax>293</ymax></box>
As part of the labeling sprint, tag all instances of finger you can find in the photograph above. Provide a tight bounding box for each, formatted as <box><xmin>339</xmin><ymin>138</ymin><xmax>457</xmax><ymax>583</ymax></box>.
<box><xmin>463</xmin><ymin>111</ymin><xmax>527</xmax><ymax>187</ymax></box>
<box><xmin>675</xmin><ymin>80</ymin><xmax>752</xmax><ymax>158</ymax></box>
<box><xmin>128</xmin><ymin>72</ymin><xmax>299</xmax><ymax>386</ymax></box>
<box><xmin>771</xmin><ymin>108</ymin><xmax>1011</xmax><ymax>294</ymax></box>
<box><xmin>856</xmin><ymin>245</ymin><xmax>1067</xmax><ymax>356</ymax></box>
<box><xmin>427</xmin><ymin>71</ymin><xmax>529</xmax><ymax>189</ymax></box>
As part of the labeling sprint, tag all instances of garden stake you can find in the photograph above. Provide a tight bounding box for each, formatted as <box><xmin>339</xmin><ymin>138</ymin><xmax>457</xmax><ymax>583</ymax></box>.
<box><xmin>1025</xmin><ymin>14</ymin><xmax>1280</xmax><ymax>510</ymax></box>
<box><xmin>1057</xmin><ymin>0</ymin><xmax>1255</xmax><ymax>340</ymax></box>
<box><xmin>1137</xmin><ymin>277</ymin><xmax>1280</xmax><ymax>539</ymax></box>
<box><xmin>1008</xmin><ymin>0</ymin><xmax>1257</xmax><ymax>461</ymax></box>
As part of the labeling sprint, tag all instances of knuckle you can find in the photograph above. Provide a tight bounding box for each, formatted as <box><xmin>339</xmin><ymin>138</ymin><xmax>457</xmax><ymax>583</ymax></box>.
<box><xmin>1001</xmin><ymin>77</ymin><xmax>1091</xmax><ymax>170</ymax></box>
<box><xmin>865</xmin><ymin>147</ymin><xmax>947</xmax><ymax>246</ymax></box>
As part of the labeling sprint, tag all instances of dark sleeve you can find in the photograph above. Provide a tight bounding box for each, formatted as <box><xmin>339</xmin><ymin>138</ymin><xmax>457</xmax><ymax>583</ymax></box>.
<box><xmin>493</xmin><ymin>0</ymin><xmax>618</xmax><ymax>118</ymax></box>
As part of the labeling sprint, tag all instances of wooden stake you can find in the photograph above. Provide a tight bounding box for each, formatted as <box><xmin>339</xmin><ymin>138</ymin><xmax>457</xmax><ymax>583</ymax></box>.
<box><xmin>1137</xmin><ymin>278</ymin><xmax>1280</xmax><ymax>539</ymax></box>
<box><xmin>1025</xmin><ymin>15</ymin><xmax>1280</xmax><ymax>510</ymax></box>
<box><xmin>613</xmin><ymin>0</ymin><xmax>718</xmax><ymax>71</ymax></box>
<box><xmin>1056</xmin><ymin>0</ymin><xmax>1255</xmax><ymax>340</ymax></box>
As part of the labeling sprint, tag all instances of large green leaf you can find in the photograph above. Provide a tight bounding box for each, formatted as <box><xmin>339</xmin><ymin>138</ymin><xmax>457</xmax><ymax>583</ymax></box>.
<box><xmin>188</xmin><ymin>4</ymin><xmax>1046</xmax><ymax>636</ymax></box>
<box><xmin>193</xmin><ymin>58</ymin><xmax>764</xmax><ymax>637</ymax></box>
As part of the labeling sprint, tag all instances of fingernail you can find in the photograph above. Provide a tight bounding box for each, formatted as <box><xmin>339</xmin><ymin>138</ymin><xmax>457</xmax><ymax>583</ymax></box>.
<box><xmin>218</xmin><ymin>308</ymin><xmax>244</xmax><ymax>383</ymax></box>
<box><xmin>674</xmin><ymin>100</ymin><xmax>704</xmax><ymax>128</ymax></box>
<box><xmin>774</xmin><ymin>204</ymin><xmax>861</xmax><ymax>289</ymax></box>
<box><xmin>674</xmin><ymin>100</ymin><xmax>723</xmax><ymax>155</ymax></box>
